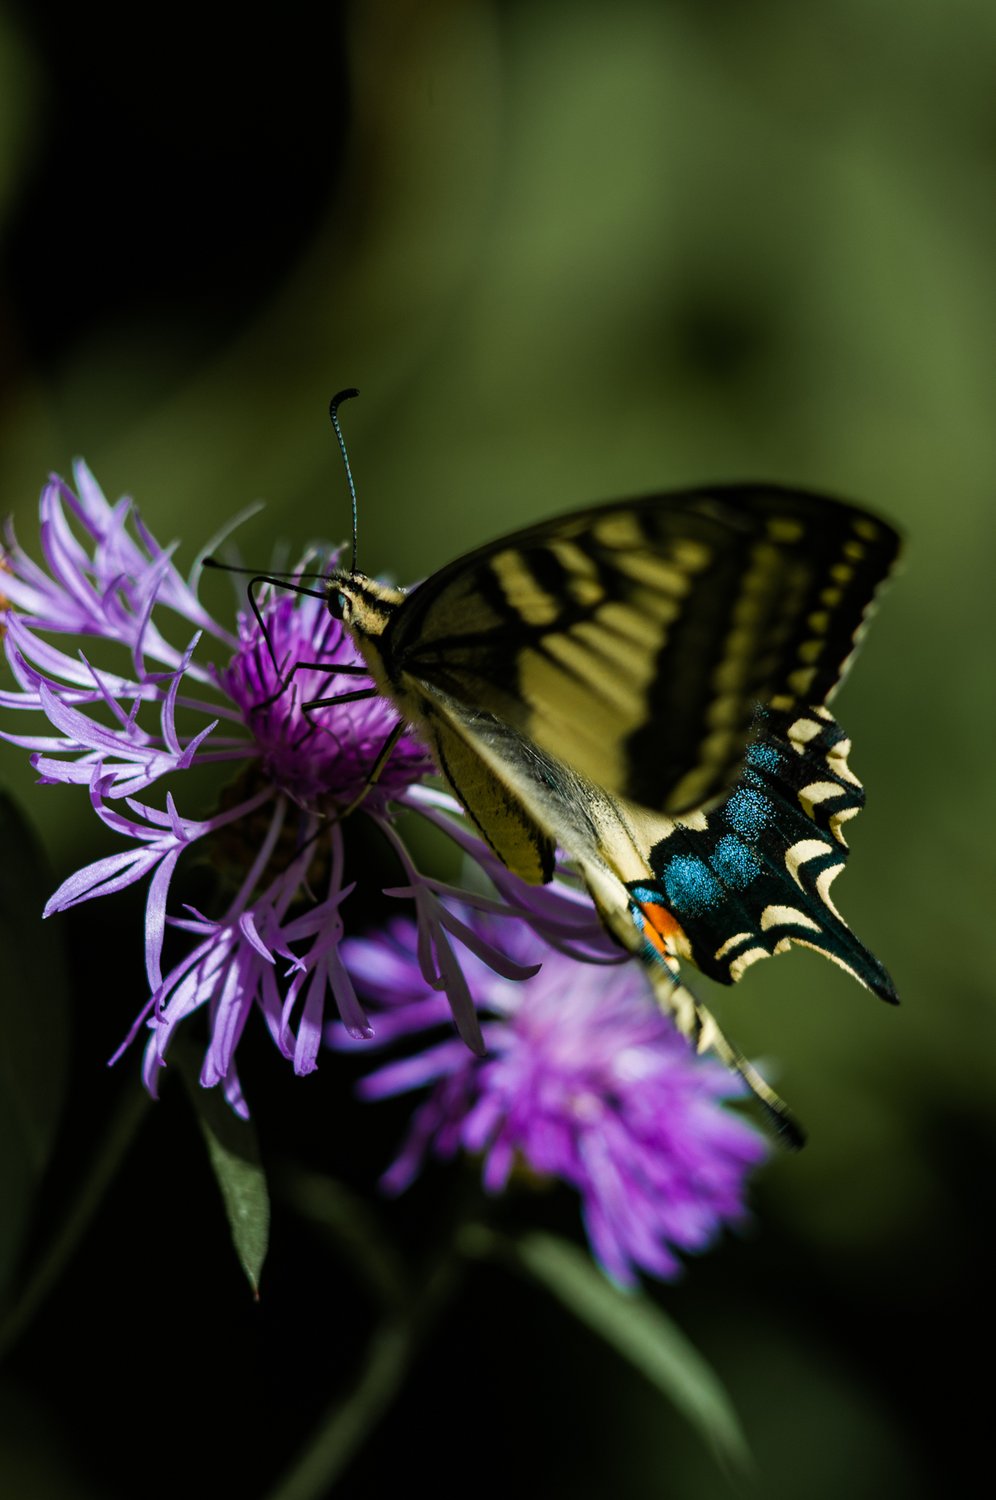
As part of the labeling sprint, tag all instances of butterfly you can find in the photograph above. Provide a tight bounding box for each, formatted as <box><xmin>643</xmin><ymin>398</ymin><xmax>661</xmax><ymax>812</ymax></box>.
<box><xmin>313</xmin><ymin>398</ymin><xmax>901</xmax><ymax>1143</ymax></box>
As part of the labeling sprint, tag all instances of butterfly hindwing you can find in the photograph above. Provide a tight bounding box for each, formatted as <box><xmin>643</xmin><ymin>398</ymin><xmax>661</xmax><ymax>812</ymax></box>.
<box><xmin>627</xmin><ymin>703</ymin><xmax>897</xmax><ymax>1001</ymax></box>
<box><xmin>386</xmin><ymin>485</ymin><xmax>900</xmax><ymax>816</ymax></box>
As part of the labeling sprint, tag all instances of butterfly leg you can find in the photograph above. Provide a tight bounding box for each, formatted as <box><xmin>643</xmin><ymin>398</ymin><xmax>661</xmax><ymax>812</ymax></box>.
<box><xmin>252</xmin><ymin>660</ymin><xmax>372</xmax><ymax>715</ymax></box>
<box><xmin>300</xmin><ymin>680</ymin><xmax>409</xmax><ymax>819</ymax></box>
<box><xmin>303</xmin><ymin>685</ymin><xmax>379</xmax><ymax>710</ymax></box>
<box><xmin>339</xmin><ymin>721</ymin><xmax>407</xmax><ymax>819</ymax></box>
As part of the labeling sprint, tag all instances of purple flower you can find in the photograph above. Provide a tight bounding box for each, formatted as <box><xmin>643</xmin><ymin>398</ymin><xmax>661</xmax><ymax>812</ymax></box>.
<box><xmin>0</xmin><ymin>464</ymin><xmax>600</xmax><ymax>1114</ymax></box>
<box><xmin>335</xmin><ymin>912</ymin><xmax>769</xmax><ymax>1286</ymax></box>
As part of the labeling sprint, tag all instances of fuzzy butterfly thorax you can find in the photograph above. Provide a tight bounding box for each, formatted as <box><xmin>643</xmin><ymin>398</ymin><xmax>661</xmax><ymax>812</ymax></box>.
<box><xmin>323</xmin><ymin>486</ymin><xmax>901</xmax><ymax>1145</ymax></box>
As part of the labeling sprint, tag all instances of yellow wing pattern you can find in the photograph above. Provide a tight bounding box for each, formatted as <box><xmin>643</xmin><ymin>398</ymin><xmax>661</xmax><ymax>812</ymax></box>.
<box><xmin>386</xmin><ymin>486</ymin><xmax>899</xmax><ymax>815</ymax></box>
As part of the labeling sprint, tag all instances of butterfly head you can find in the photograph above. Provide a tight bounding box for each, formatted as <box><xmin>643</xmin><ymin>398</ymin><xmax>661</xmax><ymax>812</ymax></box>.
<box><xmin>325</xmin><ymin>568</ymin><xmax>405</xmax><ymax>642</ymax></box>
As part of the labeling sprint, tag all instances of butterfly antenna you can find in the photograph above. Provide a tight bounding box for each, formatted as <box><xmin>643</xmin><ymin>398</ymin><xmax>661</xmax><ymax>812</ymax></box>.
<box><xmin>329</xmin><ymin>388</ymin><xmax>360</xmax><ymax>573</ymax></box>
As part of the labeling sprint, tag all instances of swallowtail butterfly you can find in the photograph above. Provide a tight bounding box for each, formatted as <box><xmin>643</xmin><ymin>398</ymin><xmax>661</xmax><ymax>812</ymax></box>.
<box><xmin>318</xmin><ymin>395</ymin><xmax>901</xmax><ymax>1143</ymax></box>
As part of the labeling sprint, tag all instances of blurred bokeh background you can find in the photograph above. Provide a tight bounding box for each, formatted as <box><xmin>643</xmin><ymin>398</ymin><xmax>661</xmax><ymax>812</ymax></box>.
<box><xmin>1</xmin><ymin>1</ymin><xmax>994</xmax><ymax>1495</ymax></box>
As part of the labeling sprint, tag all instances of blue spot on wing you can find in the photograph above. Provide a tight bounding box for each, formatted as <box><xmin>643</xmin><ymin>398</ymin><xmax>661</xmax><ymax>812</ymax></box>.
<box><xmin>746</xmin><ymin>740</ymin><xmax>782</xmax><ymax>774</ymax></box>
<box><xmin>663</xmin><ymin>856</ymin><xmax>723</xmax><ymax>916</ymax></box>
<box><xmin>723</xmin><ymin>785</ymin><xmax>773</xmax><ymax>840</ymax></box>
<box><xmin>712</xmin><ymin>834</ymin><xmax>762</xmax><ymax>890</ymax></box>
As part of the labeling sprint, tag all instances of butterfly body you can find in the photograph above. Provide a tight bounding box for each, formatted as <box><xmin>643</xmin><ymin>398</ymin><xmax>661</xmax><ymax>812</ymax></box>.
<box><xmin>325</xmin><ymin>484</ymin><xmax>901</xmax><ymax>1140</ymax></box>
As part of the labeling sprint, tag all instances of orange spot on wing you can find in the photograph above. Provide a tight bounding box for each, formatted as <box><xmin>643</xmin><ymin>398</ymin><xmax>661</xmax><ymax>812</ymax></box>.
<box><xmin>634</xmin><ymin>896</ymin><xmax>684</xmax><ymax>959</ymax></box>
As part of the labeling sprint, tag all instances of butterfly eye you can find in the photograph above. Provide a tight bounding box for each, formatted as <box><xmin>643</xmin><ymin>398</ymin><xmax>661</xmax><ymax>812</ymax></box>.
<box><xmin>327</xmin><ymin>588</ymin><xmax>351</xmax><ymax>622</ymax></box>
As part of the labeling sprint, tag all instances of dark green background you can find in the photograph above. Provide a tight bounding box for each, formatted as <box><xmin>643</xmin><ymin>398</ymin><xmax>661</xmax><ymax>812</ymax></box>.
<box><xmin>0</xmin><ymin>2</ymin><xmax>992</xmax><ymax>1496</ymax></box>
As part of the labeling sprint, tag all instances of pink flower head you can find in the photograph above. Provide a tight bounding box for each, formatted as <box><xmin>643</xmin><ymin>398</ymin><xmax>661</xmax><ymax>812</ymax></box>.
<box><xmin>336</xmin><ymin>911</ymin><xmax>769</xmax><ymax>1286</ymax></box>
<box><xmin>1</xmin><ymin>465</ymin><xmax>597</xmax><ymax>1113</ymax></box>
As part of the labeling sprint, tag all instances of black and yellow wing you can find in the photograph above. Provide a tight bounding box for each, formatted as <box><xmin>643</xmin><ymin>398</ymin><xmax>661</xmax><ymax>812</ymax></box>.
<box><xmin>383</xmin><ymin>485</ymin><xmax>900</xmax><ymax>816</ymax></box>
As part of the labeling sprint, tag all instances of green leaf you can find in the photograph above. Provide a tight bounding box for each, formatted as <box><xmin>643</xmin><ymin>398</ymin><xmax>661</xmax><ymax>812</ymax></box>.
<box><xmin>172</xmin><ymin>1040</ymin><xmax>269</xmax><ymax>1295</ymax></box>
<box><xmin>468</xmin><ymin>1228</ymin><xmax>752</xmax><ymax>1476</ymax></box>
<box><xmin>0</xmin><ymin>790</ymin><xmax>71</xmax><ymax>1300</ymax></box>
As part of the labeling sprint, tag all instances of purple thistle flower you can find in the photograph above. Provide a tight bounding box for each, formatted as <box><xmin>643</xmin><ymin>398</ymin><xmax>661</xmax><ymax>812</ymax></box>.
<box><xmin>335</xmin><ymin>911</ymin><xmax>769</xmax><ymax>1286</ymax></box>
<box><xmin>0</xmin><ymin>464</ymin><xmax>598</xmax><ymax>1114</ymax></box>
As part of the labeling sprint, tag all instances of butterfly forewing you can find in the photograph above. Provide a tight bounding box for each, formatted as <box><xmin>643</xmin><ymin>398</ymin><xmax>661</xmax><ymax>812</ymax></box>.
<box><xmin>386</xmin><ymin>486</ymin><xmax>900</xmax><ymax>816</ymax></box>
